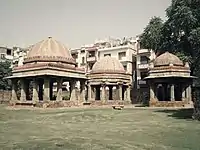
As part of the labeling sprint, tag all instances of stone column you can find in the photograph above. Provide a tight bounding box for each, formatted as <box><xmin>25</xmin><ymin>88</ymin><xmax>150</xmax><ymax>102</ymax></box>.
<box><xmin>170</xmin><ymin>84</ymin><xmax>175</xmax><ymax>101</ymax></box>
<box><xmin>126</xmin><ymin>85</ymin><xmax>131</xmax><ymax>102</ymax></box>
<box><xmin>11</xmin><ymin>79</ymin><xmax>18</xmax><ymax>102</ymax></box>
<box><xmin>186</xmin><ymin>85</ymin><xmax>192</xmax><ymax>102</ymax></box>
<box><xmin>80</xmin><ymin>80</ymin><xmax>86</xmax><ymax>102</ymax></box>
<box><xmin>118</xmin><ymin>84</ymin><xmax>123</xmax><ymax>101</ymax></box>
<box><xmin>150</xmin><ymin>84</ymin><xmax>155</xmax><ymax>101</ymax></box>
<box><xmin>101</xmin><ymin>84</ymin><xmax>106</xmax><ymax>101</ymax></box>
<box><xmin>182</xmin><ymin>84</ymin><xmax>186</xmax><ymax>101</ymax></box>
<box><xmin>88</xmin><ymin>84</ymin><xmax>92</xmax><ymax>101</ymax></box>
<box><xmin>32</xmin><ymin>78</ymin><xmax>39</xmax><ymax>102</ymax></box>
<box><xmin>43</xmin><ymin>77</ymin><xmax>50</xmax><ymax>101</ymax></box>
<box><xmin>70</xmin><ymin>80</ymin><xmax>77</xmax><ymax>101</ymax></box>
<box><xmin>20</xmin><ymin>79</ymin><xmax>26</xmax><ymax>101</ymax></box>
<box><xmin>56</xmin><ymin>78</ymin><xmax>63</xmax><ymax>101</ymax></box>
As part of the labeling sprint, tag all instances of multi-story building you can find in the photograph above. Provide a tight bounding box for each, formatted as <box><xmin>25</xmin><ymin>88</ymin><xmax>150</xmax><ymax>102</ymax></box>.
<box><xmin>0</xmin><ymin>46</ymin><xmax>13</xmax><ymax>63</ymax></box>
<box><xmin>70</xmin><ymin>37</ymin><xmax>156</xmax><ymax>102</ymax></box>
<box><xmin>12</xmin><ymin>46</ymin><xmax>32</xmax><ymax>67</ymax></box>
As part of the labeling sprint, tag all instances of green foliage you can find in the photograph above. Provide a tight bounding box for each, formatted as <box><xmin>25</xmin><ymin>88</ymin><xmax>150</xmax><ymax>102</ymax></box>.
<box><xmin>0</xmin><ymin>61</ymin><xmax>12</xmax><ymax>90</ymax></box>
<box><xmin>140</xmin><ymin>16</ymin><xmax>164</xmax><ymax>52</ymax></box>
<box><xmin>140</xmin><ymin>0</ymin><xmax>200</xmax><ymax>76</ymax></box>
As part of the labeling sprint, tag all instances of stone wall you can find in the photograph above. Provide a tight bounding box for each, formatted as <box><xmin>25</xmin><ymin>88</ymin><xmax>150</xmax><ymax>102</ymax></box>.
<box><xmin>149</xmin><ymin>100</ymin><xmax>191</xmax><ymax>107</ymax></box>
<box><xmin>0</xmin><ymin>90</ymin><xmax>11</xmax><ymax>104</ymax></box>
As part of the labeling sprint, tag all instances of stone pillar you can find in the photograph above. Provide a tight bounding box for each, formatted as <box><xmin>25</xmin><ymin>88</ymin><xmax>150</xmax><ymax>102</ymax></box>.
<box><xmin>150</xmin><ymin>84</ymin><xmax>155</xmax><ymax>101</ymax></box>
<box><xmin>186</xmin><ymin>85</ymin><xmax>192</xmax><ymax>102</ymax></box>
<box><xmin>56</xmin><ymin>78</ymin><xmax>63</xmax><ymax>101</ymax></box>
<box><xmin>20</xmin><ymin>79</ymin><xmax>26</xmax><ymax>101</ymax></box>
<box><xmin>101</xmin><ymin>84</ymin><xmax>106</xmax><ymax>101</ymax></box>
<box><xmin>43</xmin><ymin>77</ymin><xmax>50</xmax><ymax>101</ymax></box>
<box><xmin>126</xmin><ymin>85</ymin><xmax>131</xmax><ymax>102</ymax></box>
<box><xmin>70</xmin><ymin>80</ymin><xmax>77</xmax><ymax>101</ymax></box>
<box><xmin>88</xmin><ymin>84</ymin><xmax>92</xmax><ymax>101</ymax></box>
<box><xmin>32</xmin><ymin>78</ymin><xmax>39</xmax><ymax>102</ymax></box>
<box><xmin>118</xmin><ymin>84</ymin><xmax>123</xmax><ymax>101</ymax></box>
<box><xmin>11</xmin><ymin>79</ymin><xmax>18</xmax><ymax>102</ymax></box>
<box><xmin>80</xmin><ymin>80</ymin><xmax>86</xmax><ymax>102</ymax></box>
<box><xmin>182</xmin><ymin>84</ymin><xmax>186</xmax><ymax>100</ymax></box>
<box><xmin>170</xmin><ymin>84</ymin><xmax>175</xmax><ymax>101</ymax></box>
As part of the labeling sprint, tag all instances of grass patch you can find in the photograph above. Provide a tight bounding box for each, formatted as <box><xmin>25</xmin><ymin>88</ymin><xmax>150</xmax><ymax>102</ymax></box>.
<box><xmin>0</xmin><ymin>105</ymin><xmax>200</xmax><ymax>150</ymax></box>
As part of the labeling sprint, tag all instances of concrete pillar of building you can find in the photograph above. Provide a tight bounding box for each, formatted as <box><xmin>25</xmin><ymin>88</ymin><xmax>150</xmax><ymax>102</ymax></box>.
<box><xmin>32</xmin><ymin>78</ymin><xmax>39</xmax><ymax>102</ymax></box>
<box><xmin>101</xmin><ymin>84</ymin><xmax>106</xmax><ymax>101</ymax></box>
<box><xmin>43</xmin><ymin>77</ymin><xmax>50</xmax><ymax>101</ymax></box>
<box><xmin>118</xmin><ymin>84</ymin><xmax>123</xmax><ymax>101</ymax></box>
<box><xmin>170</xmin><ymin>84</ymin><xmax>175</xmax><ymax>101</ymax></box>
<box><xmin>80</xmin><ymin>80</ymin><xmax>86</xmax><ymax>102</ymax></box>
<box><xmin>56</xmin><ymin>78</ymin><xmax>63</xmax><ymax>101</ymax></box>
<box><xmin>20</xmin><ymin>79</ymin><xmax>27</xmax><ymax>101</ymax></box>
<box><xmin>70</xmin><ymin>80</ymin><xmax>77</xmax><ymax>101</ymax></box>
<box><xmin>11</xmin><ymin>79</ymin><xmax>18</xmax><ymax>102</ymax></box>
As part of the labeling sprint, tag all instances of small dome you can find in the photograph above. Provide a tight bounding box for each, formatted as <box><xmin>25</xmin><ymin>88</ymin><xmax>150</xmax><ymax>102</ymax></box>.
<box><xmin>154</xmin><ymin>52</ymin><xmax>183</xmax><ymax>67</ymax></box>
<box><xmin>24</xmin><ymin>37</ymin><xmax>75</xmax><ymax>64</ymax></box>
<box><xmin>91</xmin><ymin>56</ymin><xmax>125</xmax><ymax>73</ymax></box>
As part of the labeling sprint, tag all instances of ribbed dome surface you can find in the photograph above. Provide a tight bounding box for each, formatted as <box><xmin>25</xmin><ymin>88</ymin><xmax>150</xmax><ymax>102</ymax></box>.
<box><xmin>91</xmin><ymin>56</ymin><xmax>125</xmax><ymax>73</ymax></box>
<box><xmin>24</xmin><ymin>37</ymin><xmax>75</xmax><ymax>64</ymax></box>
<box><xmin>154</xmin><ymin>52</ymin><xmax>183</xmax><ymax>67</ymax></box>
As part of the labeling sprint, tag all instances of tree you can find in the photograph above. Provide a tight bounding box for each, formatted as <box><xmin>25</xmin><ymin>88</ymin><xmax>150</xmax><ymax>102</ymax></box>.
<box><xmin>0</xmin><ymin>61</ymin><xmax>12</xmax><ymax>90</ymax></box>
<box><xmin>141</xmin><ymin>0</ymin><xmax>200</xmax><ymax>75</ymax></box>
<box><xmin>140</xmin><ymin>0</ymin><xmax>200</xmax><ymax>119</ymax></box>
<box><xmin>140</xmin><ymin>16</ymin><xmax>164</xmax><ymax>54</ymax></box>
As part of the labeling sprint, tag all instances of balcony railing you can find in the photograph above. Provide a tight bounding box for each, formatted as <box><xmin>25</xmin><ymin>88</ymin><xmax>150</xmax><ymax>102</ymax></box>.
<box><xmin>87</xmin><ymin>56</ymin><xmax>96</xmax><ymax>62</ymax></box>
<box><xmin>138</xmin><ymin>80</ymin><xmax>147</xmax><ymax>85</ymax></box>
<box><xmin>138</xmin><ymin>49</ymin><xmax>150</xmax><ymax>54</ymax></box>
<box><xmin>138</xmin><ymin>63</ymin><xmax>149</xmax><ymax>69</ymax></box>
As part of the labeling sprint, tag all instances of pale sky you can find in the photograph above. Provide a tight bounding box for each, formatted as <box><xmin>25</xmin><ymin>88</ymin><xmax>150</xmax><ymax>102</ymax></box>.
<box><xmin>0</xmin><ymin>0</ymin><xmax>171</xmax><ymax>48</ymax></box>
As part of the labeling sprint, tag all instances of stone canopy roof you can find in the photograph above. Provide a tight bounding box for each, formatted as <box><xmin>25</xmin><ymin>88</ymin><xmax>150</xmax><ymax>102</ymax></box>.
<box><xmin>24</xmin><ymin>37</ymin><xmax>75</xmax><ymax>65</ymax></box>
<box><xmin>154</xmin><ymin>52</ymin><xmax>183</xmax><ymax>67</ymax></box>
<box><xmin>91</xmin><ymin>56</ymin><xmax>125</xmax><ymax>74</ymax></box>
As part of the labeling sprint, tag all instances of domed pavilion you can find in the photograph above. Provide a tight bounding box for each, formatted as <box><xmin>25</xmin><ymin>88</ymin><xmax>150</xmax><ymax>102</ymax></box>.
<box><xmin>8</xmin><ymin>37</ymin><xmax>87</xmax><ymax>106</ymax></box>
<box><xmin>145</xmin><ymin>52</ymin><xmax>195</xmax><ymax>107</ymax></box>
<box><xmin>87</xmin><ymin>56</ymin><xmax>132</xmax><ymax>105</ymax></box>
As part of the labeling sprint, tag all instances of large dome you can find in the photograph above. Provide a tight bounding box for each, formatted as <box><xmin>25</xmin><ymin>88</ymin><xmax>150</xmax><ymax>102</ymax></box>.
<box><xmin>91</xmin><ymin>56</ymin><xmax>125</xmax><ymax>73</ymax></box>
<box><xmin>154</xmin><ymin>52</ymin><xmax>183</xmax><ymax>67</ymax></box>
<box><xmin>24</xmin><ymin>37</ymin><xmax>75</xmax><ymax>64</ymax></box>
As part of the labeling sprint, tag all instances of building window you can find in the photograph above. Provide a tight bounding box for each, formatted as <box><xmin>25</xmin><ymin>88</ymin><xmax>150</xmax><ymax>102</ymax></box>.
<box><xmin>81</xmin><ymin>57</ymin><xmax>85</xmax><ymax>65</ymax></box>
<box><xmin>123</xmin><ymin>64</ymin><xmax>127</xmax><ymax>71</ymax></box>
<box><xmin>104</xmin><ymin>53</ymin><xmax>111</xmax><ymax>57</ymax></box>
<box><xmin>140</xmin><ymin>56</ymin><xmax>149</xmax><ymax>64</ymax></box>
<box><xmin>88</xmin><ymin>51</ymin><xmax>95</xmax><ymax>57</ymax></box>
<box><xmin>118</xmin><ymin>52</ymin><xmax>126</xmax><ymax>60</ymax></box>
<box><xmin>6</xmin><ymin>49</ymin><xmax>12</xmax><ymax>55</ymax></box>
<box><xmin>1</xmin><ymin>54</ymin><xmax>5</xmax><ymax>59</ymax></box>
<box><xmin>72</xmin><ymin>54</ymin><xmax>78</xmax><ymax>59</ymax></box>
<box><xmin>81</xmin><ymin>50</ymin><xmax>85</xmax><ymax>53</ymax></box>
<box><xmin>140</xmin><ymin>72</ymin><xmax>148</xmax><ymax>79</ymax></box>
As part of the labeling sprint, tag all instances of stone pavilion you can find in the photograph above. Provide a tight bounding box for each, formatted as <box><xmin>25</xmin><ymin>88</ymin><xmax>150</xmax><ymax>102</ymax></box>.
<box><xmin>145</xmin><ymin>52</ymin><xmax>195</xmax><ymax>107</ymax></box>
<box><xmin>8</xmin><ymin>37</ymin><xmax>87</xmax><ymax>106</ymax></box>
<box><xmin>87</xmin><ymin>56</ymin><xmax>132</xmax><ymax>105</ymax></box>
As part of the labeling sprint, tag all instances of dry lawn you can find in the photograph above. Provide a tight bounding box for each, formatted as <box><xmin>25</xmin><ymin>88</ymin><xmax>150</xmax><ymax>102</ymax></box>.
<box><xmin>0</xmin><ymin>105</ymin><xmax>200</xmax><ymax>150</ymax></box>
